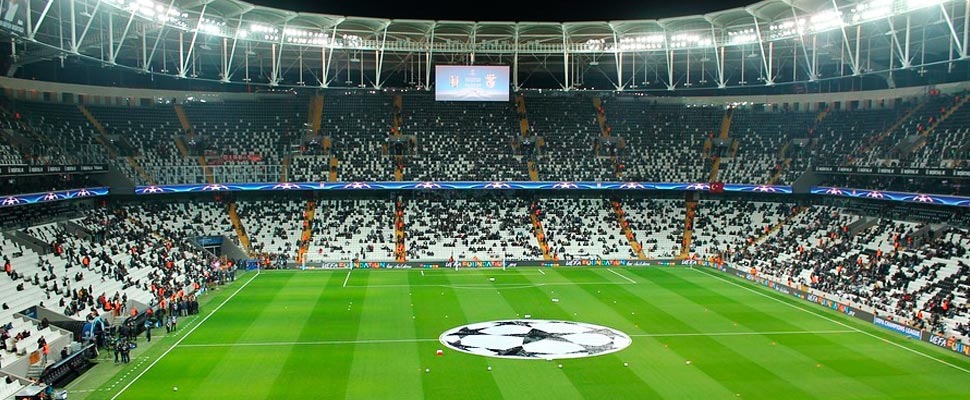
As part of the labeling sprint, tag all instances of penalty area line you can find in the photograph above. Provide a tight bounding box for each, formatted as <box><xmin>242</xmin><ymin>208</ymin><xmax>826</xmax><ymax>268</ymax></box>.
<box><xmin>345</xmin><ymin>282</ymin><xmax>635</xmax><ymax>290</ymax></box>
<box><xmin>342</xmin><ymin>268</ymin><xmax>352</xmax><ymax>287</ymax></box>
<box><xmin>180</xmin><ymin>338</ymin><xmax>442</xmax><ymax>348</ymax></box>
<box><xmin>169</xmin><ymin>330</ymin><xmax>860</xmax><ymax>349</ymax></box>
<box><xmin>694</xmin><ymin>267</ymin><xmax>970</xmax><ymax>376</ymax></box>
<box><xmin>607</xmin><ymin>268</ymin><xmax>637</xmax><ymax>284</ymax></box>
<box><xmin>630</xmin><ymin>329</ymin><xmax>857</xmax><ymax>338</ymax></box>
<box><xmin>538</xmin><ymin>269</ymin><xmax>545</xmax><ymax>275</ymax></box>
<box><xmin>109</xmin><ymin>270</ymin><xmax>261</xmax><ymax>400</ymax></box>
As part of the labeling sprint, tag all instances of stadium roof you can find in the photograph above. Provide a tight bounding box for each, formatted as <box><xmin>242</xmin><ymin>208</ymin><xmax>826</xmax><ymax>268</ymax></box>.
<box><xmin>2</xmin><ymin>0</ymin><xmax>967</xmax><ymax>91</ymax></box>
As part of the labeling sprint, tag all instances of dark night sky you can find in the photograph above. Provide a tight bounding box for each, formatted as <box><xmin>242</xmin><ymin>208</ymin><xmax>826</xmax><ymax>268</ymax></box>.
<box><xmin>245</xmin><ymin>0</ymin><xmax>754</xmax><ymax>22</ymax></box>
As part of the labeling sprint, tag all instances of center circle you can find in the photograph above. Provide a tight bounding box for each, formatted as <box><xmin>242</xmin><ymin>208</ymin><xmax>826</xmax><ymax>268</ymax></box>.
<box><xmin>439</xmin><ymin>319</ymin><xmax>632</xmax><ymax>360</ymax></box>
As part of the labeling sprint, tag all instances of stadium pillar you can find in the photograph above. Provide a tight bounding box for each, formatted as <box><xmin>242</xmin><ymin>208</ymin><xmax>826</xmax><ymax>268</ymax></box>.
<box><xmin>513</xmin><ymin>25</ymin><xmax>520</xmax><ymax>90</ymax></box>
<box><xmin>425</xmin><ymin>23</ymin><xmax>436</xmax><ymax>91</ymax></box>
<box><xmin>940</xmin><ymin>3</ymin><xmax>966</xmax><ymax>58</ymax></box>
<box><xmin>30</xmin><ymin>0</ymin><xmax>56</xmax><ymax>42</ymax></box>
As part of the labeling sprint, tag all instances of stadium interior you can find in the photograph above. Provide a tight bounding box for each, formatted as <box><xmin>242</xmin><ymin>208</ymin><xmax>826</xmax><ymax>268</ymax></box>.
<box><xmin>0</xmin><ymin>0</ymin><xmax>968</xmax><ymax>398</ymax></box>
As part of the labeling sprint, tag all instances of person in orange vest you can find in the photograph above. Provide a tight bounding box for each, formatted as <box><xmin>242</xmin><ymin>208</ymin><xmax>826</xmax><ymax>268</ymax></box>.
<box><xmin>130</xmin><ymin>307</ymin><xmax>138</xmax><ymax>317</ymax></box>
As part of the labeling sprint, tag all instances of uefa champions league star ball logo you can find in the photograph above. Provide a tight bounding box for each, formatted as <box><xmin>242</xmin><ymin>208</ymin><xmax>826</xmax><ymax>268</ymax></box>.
<box><xmin>1</xmin><ymin>196</ymin><xmax>24</xmax><ymax>206</ymax></box>
<box><xmin>439</xmin><ymin>320</ymin><xmax>631</xmax><ymax>360</ymax></box>
<box><xmin>272</xmin><ymin>183</ymin><xmax>301</xmax><ymax>190</ymax></box>
<box><xmin>415</xmin><ymin>182</ymin><xmax>442</xmax><ymax>189</ymax></box>
<box><xmin>484</xmin><ymin>182</ymin><xmax>512</xmax><ymax>189</ymax></box>
<box><xmin>201</xmin><ymin>184</ymin><xmax>230</xmax><ymax>191</ymax></box>
<box><xmin>345</xmin><ymin>182</ymin><xmax>372</xmax><ymax>189</ymax></box>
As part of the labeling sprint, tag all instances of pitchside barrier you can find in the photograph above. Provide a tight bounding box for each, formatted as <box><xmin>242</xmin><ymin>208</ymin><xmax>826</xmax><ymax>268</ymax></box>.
<box><xmin>700</xmin><ymin>260</ymin><xmax>970</xmax><ymax>359</ymax></box>
<box><xmin>294</xmin><ymin>258</ymin><xmax>970</xmax><ymax>358</ymax></box>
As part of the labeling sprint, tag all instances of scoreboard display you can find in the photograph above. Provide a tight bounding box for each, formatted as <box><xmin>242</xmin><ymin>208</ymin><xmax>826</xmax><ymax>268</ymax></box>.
<box><xmin>435</xmin><ymin>65</ymin><xmax>510</xmax><ymax>102</ymax></box>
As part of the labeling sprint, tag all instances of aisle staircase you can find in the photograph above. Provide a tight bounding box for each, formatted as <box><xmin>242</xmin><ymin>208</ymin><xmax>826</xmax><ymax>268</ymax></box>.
<box><xmin>394</xmin><ymin>199</ymin><xmax>407</xmax><ymax>262</ymax></box>
<box><xmin>393</xmin><ymin>95</ymin><xmax>404</xmax><ymax>181</ymax></box>
<box><xmin>174</xmin><ymin>104</ymin><xmax>192</xmax><ymax>133</ymax></box>
<box><xmin>768</xmin><ymin>104</ymin><xmax>831</xmax><ymax>184</ymax></box>
<box><xmin>126</xmin><ymin>157</ymin><xmax>156</xmax><ymax>185</ymax></box>
<box><xmin>910</xmin><ymin>95</ymin><xmax>970</xmax><ymax>155</ymax></box>
<box><xmin>308</xmin><ymin>94</ymin><xmax>324</xmax><ymax>136</ymax></box>
<box><xmin>515</xmin><ymin>95</ymin><xmax>530</xmax><ymax>137</ymax></box>
<box><xmin>199</xmin><ymin>156</ymin><xmax>215</xmax><ymax>184</ymax></box>
<box><xmin>593</xmin><ymin>97</ymin><xmax>624</xmax><ymax>179</ymax></box>
<box><xmin>527</xmin><ymin>161</ymin><xmax>539</xmax><ymax>181</ymax></box>
<box><xmin>296</xmin><ymin>200</ymin><xmax>316</xmax><ymax>263</ymax></box>
<box><xmin>850</xmin><ymin>103</ymin><xmax>923</xmax><ymax>164</ymax></box>
<box><xmin>708</xmin><ymin>108</ymin><xmax>734</xmax><ymax>182</ymax></box>
<box><xmin>329</xmin><ymin>157</ymin><xmax>338</xmax><ymax>182</ymax></box>
<box><xmin>227</xmin><ymin>201</ymin><xmax>253</xmax><ymax>256</ymax></box>
<box><xmin>280</xmin><ymin>156</ymin><xmax>291</xmax><ymax>182</ymax></box>
<box><xmin>174</xmin><ymin>136</ymin><xmax>190</xmax><ymax>158</ymax></box>
<box><xmin>529</xmin><ymin>202</ymin><xmax>553</xmax><ymax>260</ymax></box>
<box><xmin>749</xmin><ymin>206</ymin><xmax>808</xmax><ymax>246</ymax></box>
<box><xmin>921</xmin><ymin>95</ymin><xmax>970</xmax><ymax>138</ymax></box>
<box><xmin>517</xmin><ymin>95</ymin><xmax>539</xmax><ymax>179</ymax></box>
<box><xmin>611</xmin><ymin>199</ymin><xmax>647</xmax><ymax>259</ymax></box>
<box><xmin>679</xmin><ymin>200</ymin><xmax>697</xmax><ymax>259</ymax></box>
<box><xmin>77</xmin><ymin>105</ymin><xmax>118</xmax><ymax>159</ymax></box>
<box><xmin>174</xmin><ymin>103</ymin><xmax>214</xmax><ymax>183</ymax></box>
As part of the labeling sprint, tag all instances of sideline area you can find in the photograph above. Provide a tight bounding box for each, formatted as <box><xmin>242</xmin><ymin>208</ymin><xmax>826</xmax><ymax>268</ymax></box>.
<box><xmin>63</xmin><ymin>271</ymin><xmax>255</xmax><ymax>400</ymax></box>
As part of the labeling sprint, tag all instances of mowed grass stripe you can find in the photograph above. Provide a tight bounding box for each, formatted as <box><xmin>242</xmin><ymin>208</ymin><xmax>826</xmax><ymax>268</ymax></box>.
<box><xmin>550</xmin><ymin>268</ymin><xmax>744</xmax><ymax>399</ymax></box>
<box><xmin>685</xmin><ymin>267</ymin><xmax>970</xmax><ymax>396</ymax></box>
<box><xmin>528</xmin><ymin>268</ymin><xmax>720</xmax><ymax>398</ymax></box>
<box><xmin>106</xmin><ymin>272</ymin><xmax>257</xmax><ymax>400</ymax></box>
<box><xmin>345</xmin><ymin>270</ymin><xmax>424</xmax><ymax>399</ymax></box>
<box><xmin>115</xmin><ymin>272</ymin><xmax>282</xmax><ymax>399</ymax></box>
<box><xmin>179</xmin><ymin>272</ymin><xmax>294</xmax><ymax>345</ymax></box>
<box><xmin>188</xmin><ymin>272</ymin><xmax>321</xmax><ymax>399</ymax></box>
<box><xmin>407</xmin><ymin>269</ymin><xmax>506</xmax><ymax>400</ymax></box>
<box><xmin>490</xmin><ymin>268</ymin><xmax>659</xmax><ymax>400</ymax></box>
<box><xmin>444</xmin><ymin>268</ymin><xmax>590</xmax><ymax>400</ymax></box>
<box><xmin>105</xmin><ymin>267</ymin><xmax>970</xmax><ymax>399</ymax></box>
<box><xmin>570</xmin><ymin>267</ymin><xmax>821</xmax><ymax>399</ymax></box>
<box><xmin>653</xmin><ymin>269</ymin><xmax>897</xmax><ymax>399</ymax></box>
<box><xmin>268</xmin><ymin>271</ymin><xmax>370</xmax><ymax>399</ymax></box>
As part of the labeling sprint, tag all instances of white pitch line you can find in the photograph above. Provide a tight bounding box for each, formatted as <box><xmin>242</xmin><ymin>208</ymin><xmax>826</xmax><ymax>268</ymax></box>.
<box><xmin>345</xmin><ymin>282</ymin><xmax>635</xmax><ymax>290</ymax></box>
<box><xmin>180</xmin><ymin>338</ymin><xmax>442</xmax><ymax>348</ymax></box>
<box><xmin>538</xmin><ymin>269</ymin><xmax>546</xmax><ymax>275</ymax></box>
<box><xmin>110</xmin><ymin>270</ymin><xmax>261</xmax><ymax>400</ymax></box>
<box><xmin>420</xmin><ymin>270</ymin><xmax>424</xmax><ymax>277</ymax></box>
<box><xmin>607</xmin><ymin>268</ymin><xmax>637</xmax><ymax>284</ymax></box>
<box><xmin>342</xmin><ymin>268</ymin><xmax>353</xmax><ymax>287</ymax></box>
<box><xmin>694</xmin><ymin>268</ymin><xmax>970</xmax><ymax>376</ymax></box>
<box><xmin>630</xmin><ymin>329</ymin><xmax>857</xmax><ymax>338</ymax></box>
<box><xmin>168</xmin><ymin>330</ymin><xmax>859</xmax><ymax>349</ymax></box>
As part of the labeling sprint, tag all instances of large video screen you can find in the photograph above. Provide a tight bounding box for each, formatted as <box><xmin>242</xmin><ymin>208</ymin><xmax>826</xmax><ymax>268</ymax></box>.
<box><xmin>435</xmin><ymin>65</ymin><xmax>510</xmax><ymax>102</ymax></box>
<box><xmin>0</xmin><ymin>0</ymin><xmax>29</xmax><ymax>36</ymax></box>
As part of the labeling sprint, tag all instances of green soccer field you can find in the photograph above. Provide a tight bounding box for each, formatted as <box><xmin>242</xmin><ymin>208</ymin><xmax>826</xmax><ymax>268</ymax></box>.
<box><xmin>97</xmin><ymin>266</ymin><xmax>970</xmax><ymax>399</ymax></box>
